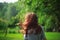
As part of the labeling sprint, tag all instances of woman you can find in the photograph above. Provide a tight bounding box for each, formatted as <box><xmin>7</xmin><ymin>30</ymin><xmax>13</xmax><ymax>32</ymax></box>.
<box><xmin>19</xmin><ymin>12</ymin><xmax>46</xmax><ymax>40</ymax></box>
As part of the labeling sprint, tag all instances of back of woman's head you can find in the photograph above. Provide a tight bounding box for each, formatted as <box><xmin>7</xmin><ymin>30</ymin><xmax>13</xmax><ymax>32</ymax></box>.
<box><xmin>23</xmin><ymin>12</ymin><xmax>38</xmax><ymax>29</ymax></box>
<box><xmin>21</xmin><ymin>12</ymin><xmax>42</xmax><ymax>34</ymax></box>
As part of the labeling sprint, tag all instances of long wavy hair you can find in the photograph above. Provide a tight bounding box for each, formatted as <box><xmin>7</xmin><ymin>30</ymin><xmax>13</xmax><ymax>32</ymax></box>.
<box><xmin>20</xmin><ymin>12</ymin><xmax>42</xmax><ymax>34</ymax></box>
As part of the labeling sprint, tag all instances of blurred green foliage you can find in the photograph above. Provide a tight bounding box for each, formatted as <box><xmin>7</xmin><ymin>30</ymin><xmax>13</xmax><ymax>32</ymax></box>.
<box><xmin>15</xmin><ymin>0</ymin><xmax>60</xmax><ymax>32</ymax></box>
<box><xmin>0</xmin><ymin>0</ymin><xmax>60</xmax><ymax>33</ymax></box>
<box><xmin>0</xmin><ymin>0</ymin><xmax>60</xmax><ymax>40</ymax></box>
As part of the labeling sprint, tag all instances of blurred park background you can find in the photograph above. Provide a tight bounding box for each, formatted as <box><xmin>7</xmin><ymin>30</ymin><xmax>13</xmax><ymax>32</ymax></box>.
<box><xmin>0</xmin><ymin>0</ymin><xmax>60</xmax><ymax>40</ymax></box>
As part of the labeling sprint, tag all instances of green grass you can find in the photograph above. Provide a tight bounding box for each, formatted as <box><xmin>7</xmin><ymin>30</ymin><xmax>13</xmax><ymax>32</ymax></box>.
<box><xmin>46</xmin><ymin>32</ymin><xmax>60</xmax><ymax>40</ymax></box>
<box><xmin>0</xmin><ymin>32</ymin><xmax>60</xmax><ymax>40</ymax></box>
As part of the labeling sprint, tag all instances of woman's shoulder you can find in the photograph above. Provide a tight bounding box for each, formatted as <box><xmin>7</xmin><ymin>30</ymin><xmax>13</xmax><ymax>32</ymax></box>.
<box><xmin>38</xmin><ymin>25</ymin><xmax>44</xmax><ymax>30</ymax></box>
<box><xmin>34</xmin><ymin>25</ymin><xmax>42</xmax><ymax>34</ymax></box>
<box><xmin>37</xmin><ymin>25</ymin><xmax>42</xmax><ymax>30</ymax></box>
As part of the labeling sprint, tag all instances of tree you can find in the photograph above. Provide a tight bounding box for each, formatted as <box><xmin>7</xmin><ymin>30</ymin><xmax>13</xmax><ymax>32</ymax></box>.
<box><xmin>16</xmin><ymin>0</ymin><xmax>60</xmax><ymax>32</ymax></box>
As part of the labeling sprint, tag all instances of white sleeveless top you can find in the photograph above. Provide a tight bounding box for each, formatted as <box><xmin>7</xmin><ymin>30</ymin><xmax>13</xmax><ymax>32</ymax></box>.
<box><xmin>24</xmin><ymin>26</ymin><xmax>46</xmax><ymax>40</ymax></box>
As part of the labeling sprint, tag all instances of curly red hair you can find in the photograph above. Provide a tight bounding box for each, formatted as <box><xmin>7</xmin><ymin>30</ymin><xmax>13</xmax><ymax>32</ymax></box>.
<box><xmin>20</xmin><ymin>12</ymin><xmax>42</xmax><ymax>34</ymax></box>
